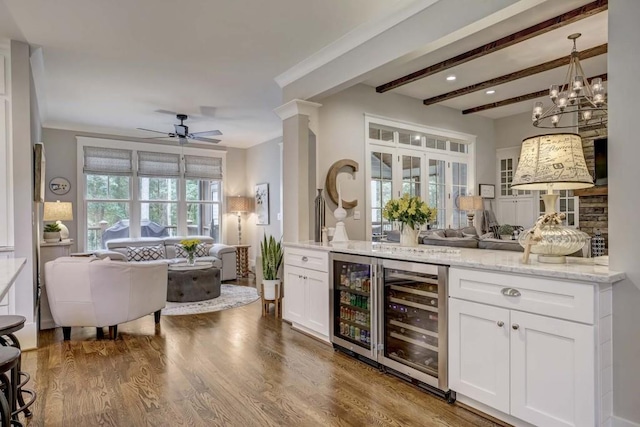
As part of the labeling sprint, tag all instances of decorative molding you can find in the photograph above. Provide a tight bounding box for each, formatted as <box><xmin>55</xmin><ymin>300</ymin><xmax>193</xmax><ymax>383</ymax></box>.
<box><xmin>274</xmin><ymin>99</ymin><xmax>322</xmax><ymax>121</ymax></box>
<box><xmin>274</xmin><ymin>0</ymin><xmax>440</xmax><ymax>88</ymax></box>
<box><xmin>0</xmin><ymin>55</ymin><xmax>5</xmax><ymax>95</ymax></box>
<box><xmin>29</xmin><ymin>47</ymin><xmax>48</xmax><ymax>124</ymax></box>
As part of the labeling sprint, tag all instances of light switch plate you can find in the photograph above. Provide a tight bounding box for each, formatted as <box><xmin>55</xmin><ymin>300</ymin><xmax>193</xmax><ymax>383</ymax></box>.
<box><xmin>354</xmin><ymin>211</ymin><xmax>361</xmax><ymax>220</ymax></box>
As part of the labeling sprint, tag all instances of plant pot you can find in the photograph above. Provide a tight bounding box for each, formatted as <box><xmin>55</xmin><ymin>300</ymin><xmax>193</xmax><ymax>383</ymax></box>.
<box><xmin>262</xmin><ymin>279</ymin><xmax>281</xmax><ymax>300</ymax></box>
<box><xmin>400</xmin><ymin>226</ymin><xmax>419</xmax><ymax>247</ymax></box>
<box><xmin>43</xmin><ymin>231</ymin><xmax>60</xmax><ymax>243</ymax></box>
<box><xmin>500</xmin><ymin>234</ymin><xmax>513</xmax><ymax>241</ymax></box>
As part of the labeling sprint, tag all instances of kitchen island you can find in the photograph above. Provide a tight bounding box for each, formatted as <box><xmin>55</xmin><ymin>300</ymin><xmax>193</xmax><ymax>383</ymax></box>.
<box><xmin>283</xmin><ymin>241</ymin><xmax>624</xmax><ymax>427</ymax></box>
<box><xmin>0</xmin><ymin>257</ymin><xmax>26</xmax><ymax>302</ymax></box>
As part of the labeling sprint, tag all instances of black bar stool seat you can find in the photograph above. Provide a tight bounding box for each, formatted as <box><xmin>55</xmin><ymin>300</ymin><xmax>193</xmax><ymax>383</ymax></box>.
<box><xmin>0</xmin><ymin>347</ymin><xmax>21</xmax><ymax>427</ymax></box>
<box><xmin>0</xmin><ymin>317</ymin><xmax>34</xmax><ymax>421</ymax></box>
<box><xmin>0</xmin><ymin>318</ymin><xmax>25</xmax><ymax>338</ymax></box>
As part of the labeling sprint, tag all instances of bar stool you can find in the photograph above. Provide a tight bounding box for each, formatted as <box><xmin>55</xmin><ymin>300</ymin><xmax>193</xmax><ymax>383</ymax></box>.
<box><xmin>0</xmin><ymin>317</ymin><xmax>35</xmax><ymax>420</ymax></box>
<box><xmin>0</xmin><ymin>346</ymin><xmax>22</xmax><ymax>427</ymax></box>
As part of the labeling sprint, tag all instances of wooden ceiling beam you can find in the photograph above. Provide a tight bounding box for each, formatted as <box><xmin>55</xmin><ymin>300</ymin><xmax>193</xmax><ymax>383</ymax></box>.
<box><xmin>461</xmin><ymin>73</ymin><xmax>608</xmax><ymax>115</ymax></box>
<box><xmin>423</xmin><ymin>44</ymin><xmax>607</xmax><ymax>106</ymax></box>
<box><xmin>375</xmin><ymin>0</ymin><xmax>608</xmax><ymax>94</ymax></box>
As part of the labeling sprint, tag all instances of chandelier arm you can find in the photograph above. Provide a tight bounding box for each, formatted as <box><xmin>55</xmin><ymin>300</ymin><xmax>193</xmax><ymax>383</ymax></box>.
<box><xmin>575</xmin><ymin>60</ymin><xmax>594</xmax><ymax>98</ymax></box>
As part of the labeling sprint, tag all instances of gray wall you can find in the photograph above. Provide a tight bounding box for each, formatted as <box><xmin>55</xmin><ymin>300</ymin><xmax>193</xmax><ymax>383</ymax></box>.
<box><xmin>317</xmin><ymin>83</ymin><xmax>496</xmax><ymax>241</ymax></box>
<box><xmin>608</xmin><ymin>1</ymin><xmax>640</xmax><ymax>424</ymax></box>
<box><xmin>494</xmin><ymin>111</ymin><xmax>573</xmax><ymax>150</ymax></box>
<box><xmin>41</xmin><ymin>128</ymin><xmax>246</xmax><ymax>251</ymax></box>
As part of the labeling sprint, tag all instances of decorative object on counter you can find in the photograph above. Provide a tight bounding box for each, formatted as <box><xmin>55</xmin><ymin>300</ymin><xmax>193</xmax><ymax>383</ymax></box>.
<box><xmin>591</xmin><ymin>229</ymin><xmax>605</xmax><ymax>257</ymax></box>
<box><xmin>43</xmin><ymin>200</ymin><xmax>73</xmax><ymax>241</ymax></box>
<box><xmin>459</xmin><ymin>195</ymin><xmax>484</xmax><ymax>226</ymax></box>
<box><xmin>260</xmin><ymin>234</ymin><xmax>284</xmax><ymax>317</ymax></box>
<box><xmin>254</xmin><ymin>183</ymin><xmax>269</xmax><ymax>225</ymax></box>
<box><xmin>321</xmin><ymin>227</ymin><xmax>329</xmax><ymax>246</ymax></box>
<box><xmin>43</xmin><ymin>223</ymin><xmax>61</xmax><ymax>243</ymax></box>
<box><xmin>532</xmin><ymin>33</ymin><xmax>607</xmax><ymax>129</ymax></box>
<box><xmin>332</xmin><ymin>180</ymin><xmax>350</xmax><ymax>243</ymax></box>
<box><xmin>34</xmin><ymin>143</ymin><xmax>46</xmax><ymax>203</ymax></box>
<box><xmin>179</xmin><ymin>238</ymin><xmax>202</xmax><ymax>266</ymax></box>
<box><xmin>498</xmin><ymin>224</ymin><xmax>515</xmax><ymax>241</ymax></box>
<box><xmin>512</xmin><ymin>134</ymin><xmax>592</xmax><ymax>264</ymax></box>
<box><xmin>48</xmin><ymin>177</ymin><xmax>71</xmax><ymax>195</ymax></box>
<box><xmin>325</xmin><ymin>159</ymin><xmax>359</xmax><ymax>209</ymax></box>
<box><xmin>383</xmin><ymin>194</ymin><xmax>437</xmax><ymax>247</ymax></box>
<box><xmin>314</xmin><ymin>189</ymin><xmax>326</xmax><ymax>242</ymax></box>
<box><xmin>479</xmin><ymin>183</ymin><xmax>495</xmax><ymax>199</ymax></box>
<box><xmin>228</xmin><ymin>195</ymin><xmax>252</xmax><ymax>244</ymax></box>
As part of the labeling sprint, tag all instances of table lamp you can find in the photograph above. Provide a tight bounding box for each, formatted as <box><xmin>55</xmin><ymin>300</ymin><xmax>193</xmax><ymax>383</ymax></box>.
<box><xmin>43</xmin><ymin>200</ymin><xmax>73</xmax><ymax>241</ymax></box>
<box><xmin>228</xmin><ymin>196</ymin><xmax>252</xmax><ymax>244</ymax></box>
<box><xmin>511</xmin><ymin>133</ymin><xmax>592</xmax><ymax>263</ymax></box>
<box><xmin>458</xmin><ymin>195</ymin><xmax>484</xmax><ymax>227</ymax></box>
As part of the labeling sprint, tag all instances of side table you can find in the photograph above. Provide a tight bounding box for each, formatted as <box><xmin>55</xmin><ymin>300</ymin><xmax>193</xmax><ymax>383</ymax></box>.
<box><xmin>234</xmin><ymin>245</ymin><xmax>250</xmax><ymax>278</ymax></box>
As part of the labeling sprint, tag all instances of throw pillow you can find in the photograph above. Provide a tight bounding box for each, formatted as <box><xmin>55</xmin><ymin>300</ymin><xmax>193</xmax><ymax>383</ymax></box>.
<box><xmin>126</xmin><ymin>245</ymin><xmax>165</xmax><ymax>262</ymax></box>
<box><xmin>174</xmin><ymin>243</ymin><xmax>210</xmax><ymax>259</ymax></box>
<box><xmin>445</xmin><ymin>229</ymin><xmax>464</xmax><ymax>238</ymax></box>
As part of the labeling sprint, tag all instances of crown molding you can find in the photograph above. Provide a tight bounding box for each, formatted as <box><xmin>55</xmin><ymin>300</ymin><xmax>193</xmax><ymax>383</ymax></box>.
<box><xmin>274</xmin><ymin>99</ymin><xmax>322</xmax><ymax>121</ymax></box>
<box><xmin>274</xmin><ymin>0</ymin><xmax>440</xmax><ymax>88</ymax></box>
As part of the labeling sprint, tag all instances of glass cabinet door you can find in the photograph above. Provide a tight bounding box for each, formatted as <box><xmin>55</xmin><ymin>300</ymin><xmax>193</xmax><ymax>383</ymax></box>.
<box><xmin>333</xmin><ymin>260</ymin><xmax>373</xmax><ymax>350</ymax></box>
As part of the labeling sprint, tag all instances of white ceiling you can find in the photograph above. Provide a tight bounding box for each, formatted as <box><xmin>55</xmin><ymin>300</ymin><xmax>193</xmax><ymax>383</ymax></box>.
<box><xmin>363</xmin><ymin>0</ymin><xmax>608</xmax><ymax>119</ymax></box>
<box><xmin>1</xmin><ymin>0</ymin><xmax>414</xmax><ymax>148</ymax></box>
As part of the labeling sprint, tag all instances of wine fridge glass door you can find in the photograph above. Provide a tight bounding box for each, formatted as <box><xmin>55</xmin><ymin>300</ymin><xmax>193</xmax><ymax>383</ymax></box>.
<box><xmin>333</xmin><ymin>260</ymin><xmax>372</xmax><ymax>351</ymax></box>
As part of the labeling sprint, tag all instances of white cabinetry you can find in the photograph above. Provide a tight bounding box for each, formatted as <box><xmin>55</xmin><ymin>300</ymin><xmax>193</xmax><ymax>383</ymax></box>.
<box><xmin>449</xmin><ymin>267</ymin><xmax>611</xmax><ymax>427</ymax></box>
<box><xmin>283</xmin><ymin>247</ymin><xmax>330</xmax><ymax>343</ymax></box>
<box><xmin>0</xmin><ymin>51</ymin><xmax>12</xmax><ymax>247</ymax></box>
<box><xmin>496</xmin><ymin>147</ymin><xmax>536</xmax><ymax>228</ymax></box>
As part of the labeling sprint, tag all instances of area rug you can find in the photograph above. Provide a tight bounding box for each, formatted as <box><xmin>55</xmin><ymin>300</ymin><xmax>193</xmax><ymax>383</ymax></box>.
<box><xmin>162</xmin><ymin>284</ymin><xmax>260</xmax><ymax>316</ymax></box>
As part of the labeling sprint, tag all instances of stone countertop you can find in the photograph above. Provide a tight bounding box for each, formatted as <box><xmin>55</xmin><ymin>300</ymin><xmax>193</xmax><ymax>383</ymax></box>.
<box><xmin>284</xmin><ymin>241</ymin><xmax>625</xmax><ymax>284</ymax></box>
<box><xmin>0</xmin><ymin>258</ymin><xmax>26</xmax><ymax>301</ymax></box>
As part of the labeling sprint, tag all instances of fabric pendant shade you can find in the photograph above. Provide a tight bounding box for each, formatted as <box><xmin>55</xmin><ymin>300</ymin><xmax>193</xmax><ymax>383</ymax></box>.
<box><xmin>228</xmin><ymin>196</ymin><xmax>252</xmax><ymax>213</ymax></box>
<box><xmin>511</xmin><ymin>133</ymin><xmax>593</xmax><ymax>191</ymax></box>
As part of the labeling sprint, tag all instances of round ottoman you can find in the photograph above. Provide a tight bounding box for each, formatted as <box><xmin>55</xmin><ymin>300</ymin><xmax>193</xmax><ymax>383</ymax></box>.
<box><xmin>167</xmin><ymin>266</ymin><xmax>221</xmax><ymax>302</ymax></box>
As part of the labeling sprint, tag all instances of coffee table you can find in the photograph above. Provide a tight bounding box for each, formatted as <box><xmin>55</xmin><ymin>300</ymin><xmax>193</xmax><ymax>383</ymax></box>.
<box><xmin>167</xmin><ymin>261</ymin><xmax>221</xmax><ymax>302</ymax></box>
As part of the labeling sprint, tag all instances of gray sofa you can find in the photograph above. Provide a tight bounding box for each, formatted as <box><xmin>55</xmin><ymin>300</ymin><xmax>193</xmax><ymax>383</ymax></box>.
<box><xmin>95</xmin><ymin>236</ymin><xmax>238</xmax><ymax>281</ymax></box>
<box><xmin>386</xmin><ymin>226</ymin><xmax>524</xmax><ymax>252</ymax></box>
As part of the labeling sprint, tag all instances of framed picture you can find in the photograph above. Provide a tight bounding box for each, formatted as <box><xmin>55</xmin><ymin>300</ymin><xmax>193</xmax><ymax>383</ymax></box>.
<box><xmin>255</xmin><ymin>183</ymin><xmax>270</xmax><ymax>225</ymax></box>
<box><xmin>34</xmin><ymin>143</ymin><xmax>46</xmax><ymax>203</ymax></box>
<box><xmin>49</xmin><ymin>177</ymin><xmax>71</xmax><ymax>195</ymax></box>
<box><xmin>479</xmin><ymin>183</ymin><xmax>495</xmax><ymax>199</ymax></box>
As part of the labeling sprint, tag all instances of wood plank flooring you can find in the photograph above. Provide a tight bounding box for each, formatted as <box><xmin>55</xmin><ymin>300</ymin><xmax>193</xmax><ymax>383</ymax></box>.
<box><xmin>20</xmin><ymin>280</ymin><xmax>501</xmax><ymax>427</ymax></box>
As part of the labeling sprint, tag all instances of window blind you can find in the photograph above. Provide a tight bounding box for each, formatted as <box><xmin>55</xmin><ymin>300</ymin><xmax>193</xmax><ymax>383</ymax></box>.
<box><xmin>83</xmin><ymin>146</ymin><xmax>133</xmax><ymax>175</ymax></box>
<box><xmin>184</xmin><ymin>155</ymin><xmax>223</xmax><ymax>180</ymax></box>
<box><xmin>137</xmin><ymin>151</ymin><xmax>180</xmax><ymax>177</ymax></box>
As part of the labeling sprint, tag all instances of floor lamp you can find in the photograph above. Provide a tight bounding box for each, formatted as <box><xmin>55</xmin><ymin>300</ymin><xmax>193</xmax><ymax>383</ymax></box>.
<box><xmin>228</xmin><ymin>196</ymin><xmax>252</xmax><ymax>244</ymax></box>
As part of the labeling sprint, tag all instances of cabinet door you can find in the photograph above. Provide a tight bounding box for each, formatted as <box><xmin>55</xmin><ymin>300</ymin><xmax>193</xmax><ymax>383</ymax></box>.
<box><xmin>497</xmin><ymin>199</ymin><xmax>516</xmax><ymax>226</ymax></box>
<box><xmin>449</xmin><ymin>299</ymin><xmax>510</xmax><ymax>413</ymax></box>
<box><xmin>304</xmin><ymin>269</ymin><xmax>329</xmax><ymax>337</ymax></box>
<box><xmin>283</xmin><ymin>265</ymin><xmax>306</xmax><ymax>324</ymax></box>
<box><xmin>515</xmin><ymin>198</ymin><xmax>535</xmax><ymax>228</ymax></box>
<box><xmin>510</xmin><ymin>311</ymin><xmax>595</xmax><ymax>427</ymax></box>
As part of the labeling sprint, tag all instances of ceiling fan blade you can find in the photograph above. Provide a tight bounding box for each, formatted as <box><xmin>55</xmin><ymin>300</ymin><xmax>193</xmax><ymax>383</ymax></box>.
<box><xmin>189</xmin><ymin>130</ymin><xmax>223</xmax><ymax>137</ymax></box>
<box><xmin>192</xmin><ymin>137</ymin><xmax>221</xmax><ymax>144</ymax></box>
<box><xmin>154</xmin><ymin>109</ymin><xmax>179</xmax><ymax>116</ymax></box>
<box><xmin>137</xmin><ymin>127</ymin><xmax>169</xmax><ymax>135</ymax></box>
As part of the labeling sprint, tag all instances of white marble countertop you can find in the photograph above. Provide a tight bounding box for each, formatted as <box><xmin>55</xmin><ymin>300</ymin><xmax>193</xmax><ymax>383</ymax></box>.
<box><xmin>0</xmin><ymin>258</ymin><xmax>26</xmax><ymax>301</ymax></box>
<box><xmin>285</xmin><ymin>241</ymin><xmax>625</xmax><ymax>284</ymax></box>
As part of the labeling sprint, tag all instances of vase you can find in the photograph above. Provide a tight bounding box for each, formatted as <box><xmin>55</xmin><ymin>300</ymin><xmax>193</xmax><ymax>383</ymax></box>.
<box><xmin>400</xmin><ymin>225</ymin><xmax>419</xmax><ymax>247</ymax></box>
<box><xmin>314</xmin><ymin>189</ymin><xmax>326</xmax><ymax>242</ymax></box>
<box><xmin>186</xmin><ymin>252</ymin><xmax>196</xmax><ymax>266</ymax></box>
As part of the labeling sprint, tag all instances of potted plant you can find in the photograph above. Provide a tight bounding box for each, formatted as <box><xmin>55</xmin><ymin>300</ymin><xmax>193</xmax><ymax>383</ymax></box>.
<box><xmin>383</xmin><ymin>194</ymin><xmax>437</xmax><ymax>247</ymax></box>
<box><xmin>179</xmin><ymin>238</ymin><xmax>201</xmax><ymax>266</ymax></box>
<box><xmin>498</xmin><ymin>224</ymin><xmax>515</xmax><ymax>240</ymax></box>
<box><xmin>260</xmin><ymin>234</ymin><xmax>284</xmax><ymax>300</ymax></box>
<box><xmin>43</xmin><ymin>223</ymin><xmax>61</xmax><ymax>243</ymax></box>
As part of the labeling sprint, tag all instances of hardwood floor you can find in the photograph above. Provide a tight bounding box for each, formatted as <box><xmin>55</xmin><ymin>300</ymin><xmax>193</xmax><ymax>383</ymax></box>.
<box><xmin>20</xmin><ymin>281</ymin><xmax>501</xmax><ymax>427</ymax></box>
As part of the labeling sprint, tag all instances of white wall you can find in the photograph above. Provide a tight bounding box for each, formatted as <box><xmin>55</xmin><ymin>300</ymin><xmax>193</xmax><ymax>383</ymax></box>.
<box><xmin>494</xmin><ymin>110</ymin><xmax>574</xmax><ymax>151</ymax></box>
<box><xmin>608</xmin><ymin>1</ymin><xmax>640</xmax><ymax>424</ymax></box>
<box><xmin>244</xmin><ymin>137</ymin><xmax>282</xmax><ymax>266</ymax></box>
<box><xmin>316</xmin><ymin>83</ymin><xmax>496</xmax><ymax>241</ymax></box>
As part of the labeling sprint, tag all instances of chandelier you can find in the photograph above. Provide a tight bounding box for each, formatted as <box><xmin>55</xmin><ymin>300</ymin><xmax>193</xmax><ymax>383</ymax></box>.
<box><xmin>532</xmin><ymin>33</ymin><xmax>607</xmax><ymax>129</ymax></box>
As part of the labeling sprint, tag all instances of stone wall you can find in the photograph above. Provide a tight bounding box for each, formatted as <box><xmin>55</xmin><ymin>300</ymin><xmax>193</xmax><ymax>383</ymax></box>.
<box><xmin>579</xmin><ymin>137</ymin><xmax>609</xmax><ymax>254</ymax></box>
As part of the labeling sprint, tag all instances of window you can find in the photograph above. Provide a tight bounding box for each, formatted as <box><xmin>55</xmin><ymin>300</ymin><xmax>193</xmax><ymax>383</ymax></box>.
<box><xmin>366</xmin><ymin>117</ymin><xmax>475</xmax><ymax>240</ymax></box>
<box><xmin>80</xmin><ymin>141</ymin><xmax>225</xmax><ymax>251</ymax></box>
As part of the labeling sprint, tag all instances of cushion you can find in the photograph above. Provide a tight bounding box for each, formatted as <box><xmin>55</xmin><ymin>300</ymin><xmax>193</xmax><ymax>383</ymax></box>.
<box><xmin>126</xmin><ymin>245</ymin><xmax>166</xmax><ymax>262</ymax></box>
<box><xmin>444</xmin><ymin>229</ymin><xmax>463</xmax><ymax>238</ymax></box>
<box><xmin>422</xmin><ymin>236</ymin><xmax>479</xmax><ymax>248</ymax></box>
<box><xmin>174</xmin><ymin>243</ymin><xmax>210</xmax><ymax>258</ymax></box>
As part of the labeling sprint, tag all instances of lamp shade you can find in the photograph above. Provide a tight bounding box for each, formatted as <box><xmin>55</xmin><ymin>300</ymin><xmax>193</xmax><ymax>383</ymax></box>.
<box><xmin>43</xmin><ymin>201</ymin><xmax>73</xmax><ymax>221</ymax></box>
<box><xmin>459</xmin><ymin>195</ymin><xmax>484</xmax><ymax>211</ymax></box>
<box><xmin>511</xmin><ymin>133</ymin><xmax>593</xmax><ymax>190</ymax></box>
<box><xmin>228</xmin><ymin>196</ymin><xmax>252</xmax><ymax>213</ymax></box>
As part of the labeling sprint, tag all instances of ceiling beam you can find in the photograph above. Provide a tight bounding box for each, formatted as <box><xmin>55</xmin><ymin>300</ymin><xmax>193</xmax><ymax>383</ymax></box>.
<box><xmin>422</xmin><ymin>44</ymin><xmax>608</xmax><ymax>106</ymax></box>
<box><xmin>461</xmin><ymin>73</ymin><xmax>608</xmax><ymax>115</ymax></box>
<box><xmin>375</xmin><ymin>0</ymin><xmax>608</xmax><ymax>94</ymax></box>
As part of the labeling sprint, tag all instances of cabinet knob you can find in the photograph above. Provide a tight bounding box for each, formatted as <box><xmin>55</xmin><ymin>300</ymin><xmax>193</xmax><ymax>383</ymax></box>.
<box><xmin>512</xmin><ymin>323</ymin><xmax>520</xmax><ymax>330</ymax></box>
<box><xmin>501</xmin><ymin>287</ymin><xmax>521</xmax><ymax>297</ymax></box>
<box><xmin>497</xmin><ymin>321</ymin><xmax>504</xmax><ymax>327</ymax></box>
<box><xmin>301</xmin><ymin>256</ymin><xmax>308</xmax><ymax>262</ymax></box>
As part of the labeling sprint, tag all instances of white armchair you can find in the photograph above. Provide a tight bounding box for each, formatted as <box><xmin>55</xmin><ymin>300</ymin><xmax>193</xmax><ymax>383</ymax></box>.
<box><xmin>44</xmin><ymin>257</ymin><xmax>168</xmax><ymax>340</ymax></box>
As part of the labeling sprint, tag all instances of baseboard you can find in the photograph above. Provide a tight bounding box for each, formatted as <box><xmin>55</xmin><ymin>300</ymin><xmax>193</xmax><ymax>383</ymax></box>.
<box><xmin>14</xmin><ymin>322</ymin><xmax>37</xmax><ymax>350</ymax></box>
<box><xmin>614</xmin><ymin>416</ymin><xmax>640</xmax><ymax>427</ymax></box>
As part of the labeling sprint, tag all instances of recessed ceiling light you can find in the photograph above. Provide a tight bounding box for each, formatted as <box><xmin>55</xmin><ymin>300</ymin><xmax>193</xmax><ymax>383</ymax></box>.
<box><xmin>486</xmin><ymin>90</ymin><xmax>496</xmax><ymax>95</ymax></box>
<box><xmin>446</xmin><ymin>75</ymin><xmax>456</xmax><ymax>81</ymax></box>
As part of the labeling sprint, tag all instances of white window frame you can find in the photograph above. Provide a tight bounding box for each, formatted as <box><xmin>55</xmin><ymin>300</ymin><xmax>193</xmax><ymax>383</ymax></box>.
<box><xmin>76</xmin><ymin>137</ymin><xmax>227</xmax><ymax>252</ymax></box>
<box><xmin>364</xmin><ymin>114</ymin><xmax>476</xmax><ymax>241</ymax></box>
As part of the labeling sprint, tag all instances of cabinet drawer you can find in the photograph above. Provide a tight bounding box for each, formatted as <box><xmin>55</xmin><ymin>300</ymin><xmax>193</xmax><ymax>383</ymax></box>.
<box><xmin>284</xmin><ymin>248</ymin><xmax>328</xmax><ymax>273</ymax></box>
<box><xmin>449</xmin><ymin>268</ymin><xmax>594</xmax><ymax>324</ymax></box>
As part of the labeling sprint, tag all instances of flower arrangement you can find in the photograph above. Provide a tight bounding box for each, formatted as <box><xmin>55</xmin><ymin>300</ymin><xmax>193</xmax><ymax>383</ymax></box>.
<box><xmin>383</xmin><ymin>194</ymin><xmax>437</xmax><ymax>230</ymax></box>
<box><xmin>180</xmin><ymin>238</ymin><xmax>201</xmax><ymax>265</ymax></box>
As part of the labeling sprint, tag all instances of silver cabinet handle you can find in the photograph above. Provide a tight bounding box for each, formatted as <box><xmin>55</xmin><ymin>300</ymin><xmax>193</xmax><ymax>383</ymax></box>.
<box><xmin>501</xmin><ymin>287</ymin><xmax>521</xmax><ymax>297</ymax></box>
<box><xmin>497</xmin><ymin>321</ymin><xmax>504</xmax><ymax>327</ymax></box>
<box><xmin>301</xmin><ymin>256</ymin><xmax>308</xmax><ymax>262</ymax></box>
<box><xmin>512</xmin><ymin>324</ymin><xmax>520</xmax><ymax>330</ymax></box>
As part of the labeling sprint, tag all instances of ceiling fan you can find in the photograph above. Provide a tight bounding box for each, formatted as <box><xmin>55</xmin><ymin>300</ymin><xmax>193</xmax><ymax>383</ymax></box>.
<box><xmin>137</xmin><ymin>114</ymin><xmax>222</xmax><ymax>144</ymax></box>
